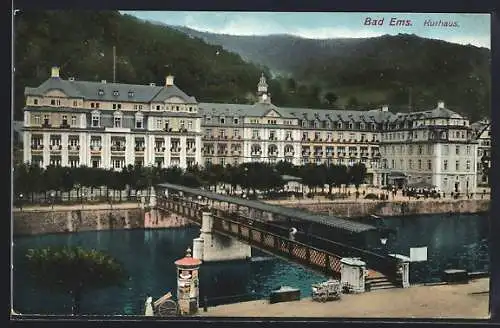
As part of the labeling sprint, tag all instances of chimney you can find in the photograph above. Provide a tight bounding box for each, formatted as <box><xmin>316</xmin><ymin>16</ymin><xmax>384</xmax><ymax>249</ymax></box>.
<box><xmin>166</xmin><ymin>75</ymin><xmax>174</xmax><ymax>87</ymax></box>
<box><xmin>381</xmin><ymin>105</ymin><xmax>389</xmax><ymax>112</ymax></box>
<box><xmin>51</xmin><ymin>66</ymin><xmax>60</xmax><ymax>78</ymax></box>
<box><xmin>101</xmin><ymin>80</ymin><xmax>107</xmax><ymax>84</ymax></box>
<box><xmin>437</xmin><ymin>100</ymin><xmax>445</xmax><ymax>109</ymax></box>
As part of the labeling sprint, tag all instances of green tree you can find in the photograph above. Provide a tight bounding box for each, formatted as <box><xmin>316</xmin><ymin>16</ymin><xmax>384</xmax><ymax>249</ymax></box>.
<box><xmin>324</xmin><ymin>91</ymin><xmax>338</xmax><ymax>105</ymax></box>
<box><xmin>25</xmin><ymin>246</ymin><xmax>127</xmax><ymax>315</ymax></box>
<box><xmin>348</xmin><ymin>163</ymin><xmax>367</xmax><ymax>192</ymax></box>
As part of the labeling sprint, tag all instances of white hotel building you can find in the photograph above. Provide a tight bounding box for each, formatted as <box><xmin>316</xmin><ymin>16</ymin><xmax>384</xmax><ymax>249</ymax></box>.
<box><xmin>22</xmin><ymin>67</ymin><xmax>480</xmax><ymax>193</ymax></box>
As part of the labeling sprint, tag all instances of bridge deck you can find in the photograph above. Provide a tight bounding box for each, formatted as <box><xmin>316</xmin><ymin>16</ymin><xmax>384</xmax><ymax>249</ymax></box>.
<box><xmin>157</xmin><ymin>183</ymin><xmax>376</xmax><ymax>234</ymax></box>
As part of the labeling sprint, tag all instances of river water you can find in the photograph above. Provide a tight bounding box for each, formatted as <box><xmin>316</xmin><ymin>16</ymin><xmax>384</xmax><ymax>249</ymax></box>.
<box><xmin>12</xmin><ymin>212</ymin><xmax>489</xmax><ymax>315</ymax></box>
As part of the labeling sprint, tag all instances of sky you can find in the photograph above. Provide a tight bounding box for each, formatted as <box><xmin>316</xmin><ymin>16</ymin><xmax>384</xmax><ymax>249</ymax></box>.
<box><xmin>123</xmin><ymin>11</ymin><xmax>491</xmax><ymax>49</ymax></box>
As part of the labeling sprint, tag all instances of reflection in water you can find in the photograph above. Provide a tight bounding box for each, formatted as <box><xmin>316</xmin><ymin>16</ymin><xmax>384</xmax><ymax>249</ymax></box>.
<box><xmin>13</xmin><ymin>212</ymin><xmax>488</xmax><ymax>314</ymax></box>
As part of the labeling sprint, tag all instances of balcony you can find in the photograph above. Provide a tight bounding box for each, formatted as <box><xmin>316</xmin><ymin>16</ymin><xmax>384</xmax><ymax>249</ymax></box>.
<box><xmin>302</xmin><ymin>152</ymin><xmax>311</xmax><ymax>157</ymax></box>
<box><xmin>49</xmin><ymin>144</ymin><xmax>62</xmax><ymax>152</ymax></box>
<box><xmin>135</xmin><ymin>146</ymin><xmax>146</xmax><ymax>152</ymax></box>
<box><xmin>31</xmin><ymin>144</ymin><xmax>44</xmax><ymax>152</ymax></box>
<box><xmin>111</xmin><ymin>145</ymin><xmax>126</xmax><ymax>153</ymax></box>
<box><xmin>90</xmin><ymin>145</ymin><xmax>102</xmax><ymax>153</ymax></box>
<box><xmin>269</xmin><ymin>152</ymin><xmax>278</xmax><ymax>157</ymax></box>
<box><xmin>170</xmin><ymin>147</ymin><xmax>181</xmax><ymax>154</ymax></box>
<box><xmin>251</xmin><ymin>151</ymin><xmax>262</xmax><ymax>156</ymax></box>
<box><xmin>154</xmin><ymin>146</ymin><xmax>166</xmax><ymax>153</ymax></box>
<box><xmin>42</xmin><ymin>122</ymin><xmax>52</xmax><ymax>128</ymax></box>
<box><xmin>187</xmin><ymin>147</ymin><xmax>196</xmax><ymax>154</ymax></box>
<box><xmin>68</xmin><ymin>145</ymin><xmax>80</xmax><ymax>152</ymax></box>
<box><xmin>285</xmin><ymin>151</ymin><xmax>294</xmax><ymax>156</ymax></box>
<box><xmin>285</xmin><ymin>137</ymin><xmax>294</xmax><ymax>141</ymax></box>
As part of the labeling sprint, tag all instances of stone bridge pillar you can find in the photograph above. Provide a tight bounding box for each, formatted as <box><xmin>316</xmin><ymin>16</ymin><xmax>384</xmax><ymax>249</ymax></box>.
<box><xmin>340</xmin><ymin>257</ymin><xmax>366</xmax><ymax>293</ymax></box>
<box><xmin>389</xmin><ymin>254</ymin><xmax>411</xmax><ymax>288</ymax></box>
<box><xmin>192</xmin><ymin>211</ymin><xmax>251</xmax><ymax>262</ymax></box>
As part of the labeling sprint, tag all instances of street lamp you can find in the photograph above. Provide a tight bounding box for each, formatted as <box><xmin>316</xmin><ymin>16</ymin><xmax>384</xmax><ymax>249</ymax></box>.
<box><xmin>18</xmin><ymin>193</ymin><xmax>24</xmax><ymax>211</ymax></box>
<box><xmin>50</xmin><ymin>191</ymin><xmax>56</xmax><ymax>210</ymax></box>
<box><xmin>380</xmin><ymin>236</ymin><xmax>388</xmax><ymax>256</ymax></box>
<box><xmin>244</xmin><ymin>167</ymin><xmax>249</xmax><ymax>197</ymax></box>
<box><xmin>81</xmin><ymin>191</ymin><xmax>86</xmax><ymax>210</ymax></box>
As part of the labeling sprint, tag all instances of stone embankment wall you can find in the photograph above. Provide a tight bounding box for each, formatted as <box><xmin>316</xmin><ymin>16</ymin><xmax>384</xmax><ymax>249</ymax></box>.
<box><xmin>281</xmin><ymin>199</ymin><xmax>490</xmax><ymax>218</ymax></box>
<box><xmin>13</xmin><ymin>206</ymin><xmax>194</xmax><ymax>236</ymax></box>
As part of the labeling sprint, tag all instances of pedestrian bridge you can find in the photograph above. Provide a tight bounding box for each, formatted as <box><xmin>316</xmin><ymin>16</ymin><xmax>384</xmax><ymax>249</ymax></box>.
<box><xmin>154</xmin><ymin>183</ymin><xmax>407</xmax><ymax>287</ymax></box>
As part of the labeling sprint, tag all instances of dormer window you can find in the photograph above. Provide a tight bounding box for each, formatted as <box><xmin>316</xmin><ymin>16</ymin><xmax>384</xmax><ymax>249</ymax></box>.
<box><xmin>128</xmin><ymin>91</ymin><xmax>134</xmax><ymax>98</ymax></box>
<box><xmin>360</xmin><ymin>123</ymin><xmax>365</xmax><ymax>130</ymax></box>
<box><xmin>113</xmin><ymin>90</ymin><xmax>119</xmax><ymax>97</ymax></box>
<box><xmin>302</xmin><ymin>120</ymin><xmax>306</xmax><ymax>127</ymax></box>
<box><xmin>314</xmin><ymin>121</ymin><xmax>319</xmax><ymax>128</ymax></box>
<box><xmin>337</xmin><ymin>122</ymin><xmax>342</xmax><ymax>129</ymax></box>
<box><xmin>98</xmin><ymin>89</ymin><xmax>104</xmax><ymax>96</ymax></box>
<box><xmin>113</xmin><ymin>111</ymin><xmax>122</xmax><ymax>128</ymax></box>
<box><xmin>189</xmin><ymin>106</ymin><xmax>193</xmax><ymax>112</ymax></box>
<box><xmin>33</xmin><ymin>99</ymin><xmax>38</xmax><ymax>105</ymax></box>
<box><xmin>233</xmin><ymin>117</ymin><xmax>239</xmax><ymax>124</ymax></box>
<box><xmin>349</xmin><ymin>123</ymin><xmax>353</xmax><ymax>129</ymax></box>
<box><xmin>206</xmin><ymin>115</ymin><xmax>211</xmax><ymax>122</ymax></box>
<box><xmin>220</xmin><ymin>117</ymin><xmax>225</xmax><ymax>124</ymax></box>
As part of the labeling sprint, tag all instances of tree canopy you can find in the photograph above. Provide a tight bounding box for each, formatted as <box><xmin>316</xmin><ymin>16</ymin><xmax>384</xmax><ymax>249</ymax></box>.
<box><xmin>25</xmin><ymin>246</ymin><xmax>128</xmax><ymax>315</ymax></box>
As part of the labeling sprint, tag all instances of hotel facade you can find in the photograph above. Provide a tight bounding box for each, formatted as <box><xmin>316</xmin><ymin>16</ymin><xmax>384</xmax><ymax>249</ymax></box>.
<box><xmin>22</xmin><ymin>68</ymin><xmax>482</xmax><ymax>193</ymax></box>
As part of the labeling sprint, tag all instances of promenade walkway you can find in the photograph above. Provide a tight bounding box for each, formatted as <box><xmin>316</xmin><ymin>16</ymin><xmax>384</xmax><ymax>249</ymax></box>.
<box><xmin>202</xmin><ymin>278</ymin><xmax>489</xmax><ymax>318</ymax></box>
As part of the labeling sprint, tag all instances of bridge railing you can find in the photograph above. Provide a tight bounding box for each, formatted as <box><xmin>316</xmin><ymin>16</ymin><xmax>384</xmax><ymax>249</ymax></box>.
<box><xmin>156</xmin><ymin>197</ymin><xmax>402</xmax><ymax>283</ymax></box>
<box><xmin>210</xmin><ymin>212</ymin><xmax>343</xmax><ymax>276</ymax></box>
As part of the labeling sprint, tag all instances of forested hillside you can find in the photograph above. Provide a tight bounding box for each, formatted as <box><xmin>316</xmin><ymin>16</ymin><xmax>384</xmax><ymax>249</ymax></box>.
<box><xmin>13</xmin><ymin>11</ymin><xmax>269</xmax><ymax>120</ymax></box>
<box><xmin>172</xmin><ymin>26</ymin><xmax>491</xmax><ymax>121</ymax></box>
<box><xmin>14</xmin><ymin>11</ymin><xmax>491</xmax><ymax>122</ymax></box>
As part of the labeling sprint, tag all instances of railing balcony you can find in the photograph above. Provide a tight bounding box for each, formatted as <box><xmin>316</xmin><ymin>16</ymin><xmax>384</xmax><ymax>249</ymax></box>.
<box><xmin>285</xmin><ymin>151</ymin><xmax>294</xmax><ymax>156</ymax></box>
<box><xmin>42</xmin><ymin>122</ymin><xmax>52</xmax><ymax>128</ymax></box>
<box><xmin>251</xmin><ymin>151</ymin><xmax>262</xmax><ymax>156</ymax></box>
<box><xmin>111</xmin><ymin>146</ymin><xmax>126</xmax><ymax>152</ymax></box>
<box><xmin>268</xmin><ymin>152</ymin><xmax>278</xmax><ymax>157</ymax></box>
<box><xmin>187</xmin><ymin>147</ymin><xmax>196</xmax><ymax>153</ymax></box>
<box><xmin>154</xmin><ymin>147</ymin><xmax>166</xmax><ymax>152</ymax></box>
<box><xmin>31</xmin><ymin>144</ymin><xmax>44</xmax><ymax>150</ymax></box>
<box><xmin>90</xmin><ymin>145</ymin><xmax>102</xmax><ymax>152</ymax></box>
<box><xmin>49</xmin><ymin>144</ymin><xmax>62</xmax><ymax>151</ymax></box>
<box><xmin>170</xmin><ymin>147</ymin><xmax>181</xmax><ymax>153</ymax></box>
<box><xmin>68</xmin><ymin>145</ymin><xmax>80</xmax><ymax>151</ymax></box>
<box><xmin>60</xmin><ymin>123</ymin><xmax>71</xmax><ymax>129</ymax></box>
<box><xmin>135</xmin><ymin>146</ymin><xmax>146</xmax><ymax>152</ymax></box>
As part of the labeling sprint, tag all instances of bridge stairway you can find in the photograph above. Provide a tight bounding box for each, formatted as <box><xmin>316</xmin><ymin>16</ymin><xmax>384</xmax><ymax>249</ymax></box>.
<box><xmin>366</xmin><ymin>275</ymin><xmax>401</xmax><ymax>291</ymax></box>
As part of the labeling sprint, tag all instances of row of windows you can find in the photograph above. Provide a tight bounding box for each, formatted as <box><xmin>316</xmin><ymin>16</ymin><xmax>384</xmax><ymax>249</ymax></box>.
<box><xmin>206</xmin><ymin>116</ymin><xmax>240</xmax><ymax>125</ymax></box>
<box><xmin>387</xmin><ymin>159</ymin><xmax>472</xmax><ymax>171</ymax></box>
<box><xmin>382</xmin><ymin>144</ymin><xmax>472</xmax><ymax>156</ymax></box>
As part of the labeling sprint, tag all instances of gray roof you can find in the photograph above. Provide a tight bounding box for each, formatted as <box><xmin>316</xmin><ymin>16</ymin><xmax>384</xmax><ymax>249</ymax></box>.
<box><xmin>158</xmin><ymin>182</ymin><xmax>377</xmax><ymax>233</ymax></box>
<box><xmin>25</xmin><ymin>77</ymin><xmax>196</xmax><ymax>103</ymax></box>
<box><xmin>199</xmin><ymin>102</ymin><xmax>397</xmax><ymax>123</ymax></box>
<box><xmin>199</xmin><ymin>102</ymin><xmax>296</xmax><ymax>118</ymax></box>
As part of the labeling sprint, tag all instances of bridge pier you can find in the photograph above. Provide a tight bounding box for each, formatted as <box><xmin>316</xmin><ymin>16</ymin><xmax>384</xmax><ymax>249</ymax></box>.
<box><xmin>192</xmin><ymin>212</ymin><xmax>252</xmax><ymax>262</ymax></box>
<box><xmin>389</xmin><ymin>254</ymin><xmax>411</xmax><ymax>288</ymax></box>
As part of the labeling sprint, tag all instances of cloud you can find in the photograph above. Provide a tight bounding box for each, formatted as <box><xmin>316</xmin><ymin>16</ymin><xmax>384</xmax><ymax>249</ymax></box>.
<box><xmin>178</xmin><ymin>13</ymin><xmax>490</xmax><ymax>48</ymax></box>
<box><xmin>442</xmin><ymin>35</ymin><xmax>490</xmax><ymax>49</ymax></box>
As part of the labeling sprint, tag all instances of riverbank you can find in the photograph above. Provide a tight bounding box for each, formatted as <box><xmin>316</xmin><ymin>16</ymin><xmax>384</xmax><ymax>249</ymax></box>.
<box><xmin>202</xmin><ymin>278</ymin><xmax>489</xmax><ymax>318</ymax></box>
<box><xmin>13</xmin><ymin>197</ymin><xmax>489</xmax><ymax>236</ymax></box>
<box><xmin>272</xmin><ymin>198</ymin><xmax>490</xmax><ymax>218</ymax></box>
<box><xmin>12</xmin><ymin>203</ymin><xmax>192</xmax><ymax>236</ymax></box>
